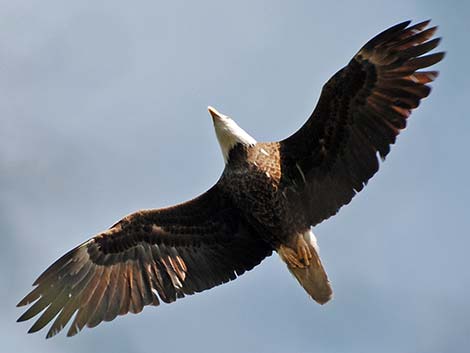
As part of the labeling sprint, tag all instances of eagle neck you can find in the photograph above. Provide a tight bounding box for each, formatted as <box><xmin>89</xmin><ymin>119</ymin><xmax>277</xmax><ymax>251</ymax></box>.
<box><xmin>226</xmin><ymin>143</ymin><xmax>251</xmax><ymax>166</ymax></box>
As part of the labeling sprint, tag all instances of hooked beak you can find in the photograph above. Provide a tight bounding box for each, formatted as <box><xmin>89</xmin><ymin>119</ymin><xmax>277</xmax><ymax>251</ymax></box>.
<box><xmin>208</xmin><ymin>106</ymin><xmax>224</xmax><ymax>121</ymax></box>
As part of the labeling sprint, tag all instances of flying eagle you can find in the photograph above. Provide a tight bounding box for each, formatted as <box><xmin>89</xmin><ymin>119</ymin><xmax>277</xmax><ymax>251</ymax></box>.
<box><xmin>17</xmin><ymin>20</ymin><xmax>444</xmax><ymax>338</ymax></box>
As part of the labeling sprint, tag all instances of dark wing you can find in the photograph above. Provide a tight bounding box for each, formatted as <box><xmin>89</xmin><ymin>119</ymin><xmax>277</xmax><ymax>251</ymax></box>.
<box><xmin>279</xmin><ymin>20</ymin><xmax>444</xmax><ymax>226</ymax></box>
<box><xmin>17</xmin><ymin>185</ymin><xmax>272</xmax><ymax>338</ymax></box>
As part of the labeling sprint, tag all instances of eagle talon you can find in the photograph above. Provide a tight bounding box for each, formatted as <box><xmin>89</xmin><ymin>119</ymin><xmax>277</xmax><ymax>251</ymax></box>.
<box><xmin>279</xmin><ymin>244</ymin><xmax>305</xmax><ymax>268</ymax></box>
<box><xmin>296</xmin><ymin>234</ymin><xmax>313</xmax><ymax>267</ymax></box>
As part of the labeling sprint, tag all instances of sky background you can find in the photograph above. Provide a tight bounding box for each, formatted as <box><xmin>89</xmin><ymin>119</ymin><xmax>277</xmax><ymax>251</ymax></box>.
<box><xmin>2</xmin><ymin>1</ymin><xmax>469</xmax><ymax>352</ymax></box>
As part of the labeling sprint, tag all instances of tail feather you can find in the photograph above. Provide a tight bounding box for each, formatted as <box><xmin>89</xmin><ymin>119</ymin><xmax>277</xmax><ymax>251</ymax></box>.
<box><xmin>281</xmin><ymin>231</ymin><xmax>333</xmax><ymax>304</ymax></box>
<box><xmin>286</xmin><ymin>248</ymin><xmax>333</xmax><ymax>304</ymax></box>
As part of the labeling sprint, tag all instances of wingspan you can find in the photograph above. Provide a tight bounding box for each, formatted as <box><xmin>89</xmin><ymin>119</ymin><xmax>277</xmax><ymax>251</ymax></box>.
<box><xmin>17</xmin><ymin>185</ymin><xmax>272</xmax><ymax>338</ymax></box>
<box><xmin>279</xmin><ymin>20</ymin><xmax>444</xmax><ymax>226</ymax></box>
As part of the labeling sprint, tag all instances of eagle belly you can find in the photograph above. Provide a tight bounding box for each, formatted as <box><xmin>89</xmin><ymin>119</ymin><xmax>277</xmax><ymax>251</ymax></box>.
<box><xmin>221</xmin><ymin>143</ymin><xmax>306</xmax><ymax>247</ymax></box>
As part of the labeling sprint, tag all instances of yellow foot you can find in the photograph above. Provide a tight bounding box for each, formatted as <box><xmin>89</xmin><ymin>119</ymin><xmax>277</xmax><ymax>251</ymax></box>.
<box><xmin>278</xmin><ymin>234</ymin><xmax>314</xmax><ymax>268</ymax></box>
<box><xmin>278</xmin><ymin>244</ymin><xmax>305</xmax><ymax>268</ymax></box>
<box><xmin>296</xmin><ymin>234</ymin><xmax>313</xmax><ymax>267</ymax></box>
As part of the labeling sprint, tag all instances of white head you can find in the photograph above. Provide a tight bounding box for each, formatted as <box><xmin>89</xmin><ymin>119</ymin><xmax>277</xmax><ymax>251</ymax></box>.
<box><xmin>208</xmin><ymin>106</ymin><xmax>257</xmax><ymax>163</ymax></box>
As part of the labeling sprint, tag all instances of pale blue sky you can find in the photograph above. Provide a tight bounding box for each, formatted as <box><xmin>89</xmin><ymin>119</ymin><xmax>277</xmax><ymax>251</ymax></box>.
<box><xmin>2</xmin><ymin>1</ymin><xmax>469</xmax><ymax>352</ymax></box>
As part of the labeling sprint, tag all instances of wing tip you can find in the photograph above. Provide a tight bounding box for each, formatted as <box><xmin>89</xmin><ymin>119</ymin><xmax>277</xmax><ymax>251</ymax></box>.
<box><xmin>17</xmin><ymin>300</ymin><xmax>28</xmax><ymax>308</ymax></box>
<box><xmin>46</xmin><ymin>330</ymin><xmax>57</xmax><ymax>339</ymax></box>
<box><xmin>17</xmin><ymin>311</ymin><xmax>33</xmax><ymax>323</ymax></box>
<box><xmin>27</xmin><ymin>325</ymin><xmax>41</xmax><ymax>334</ymax></box>
<box><xmin>361</xmin><ymin>19</ymin><xmax>441</xmax><ymax>54</ymax></box>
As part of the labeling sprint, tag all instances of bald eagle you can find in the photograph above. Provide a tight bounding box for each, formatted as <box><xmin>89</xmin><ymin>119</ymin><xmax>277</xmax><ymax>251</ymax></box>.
<box><xmin>17</xmin><ymin>20</ymin><xmax>444</xmax><ymax>338</ymax></box>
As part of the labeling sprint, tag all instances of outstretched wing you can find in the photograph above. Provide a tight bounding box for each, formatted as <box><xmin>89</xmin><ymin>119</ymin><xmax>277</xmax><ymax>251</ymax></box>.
<box><xmin>279</xmin><ymin>20</ymin><xmax>444</xmax><ymax>226</ymax></box>
<box><xmin>17</xmin><ymin>185</ymin><xmax>272</xmax><ymax>338</ymax></box>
